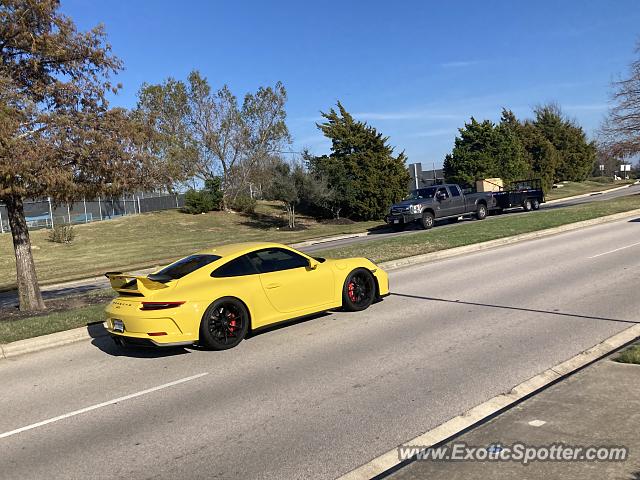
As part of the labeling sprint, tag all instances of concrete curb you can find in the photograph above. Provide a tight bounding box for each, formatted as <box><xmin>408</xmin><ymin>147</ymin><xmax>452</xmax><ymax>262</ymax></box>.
<box><xmin>2</xmin><ymin>207</ymin><xmax>640</xmax><ymax>362</ymax></box>
<box><xmin>378</xmin><ymin>208</ymin><xmax>640</xmax><ymax>271</ymax></box>
<box><xmin>545</xmin><ymin>183</ymin><xmax>634</xmax><ymax>204</ymax></box>
<box><xmin>337</xmin><ymin>323</ymin><xmax>640</xmax><ymax>480</ymax></box>
<box><xmin>0</xmin><ymin>322</ymin><xmax>108</xmax><ymax>361</ymax></box>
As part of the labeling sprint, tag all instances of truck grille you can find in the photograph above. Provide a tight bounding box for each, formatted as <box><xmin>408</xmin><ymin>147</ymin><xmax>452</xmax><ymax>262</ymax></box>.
<box><xmin>391</xmin><ymin>207</ymin><xmax>409</xmax><ymax>214</ymax></box>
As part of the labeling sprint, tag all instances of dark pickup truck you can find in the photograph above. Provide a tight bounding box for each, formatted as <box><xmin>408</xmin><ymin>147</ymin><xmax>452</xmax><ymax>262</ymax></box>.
<box><xmin>385</xmin><ymin>184</ymin><xmax>496</xmax><ymax>230</ymax></box>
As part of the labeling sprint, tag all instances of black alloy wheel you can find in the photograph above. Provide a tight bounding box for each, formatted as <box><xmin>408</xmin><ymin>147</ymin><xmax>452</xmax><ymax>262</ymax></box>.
<box><xmin>200</xmin><ymin>297</ymin><xmax>249</xmax><ymax>350</ymax></box>
<box><xmin>342</xmin><ymin>269</ymin><xmax>376</xmax><ymax>312</ymax></box>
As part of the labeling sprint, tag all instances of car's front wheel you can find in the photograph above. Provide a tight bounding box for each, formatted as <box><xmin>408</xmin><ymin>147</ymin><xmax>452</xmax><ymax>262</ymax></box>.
<box><xmin>420</xmin><ymin>211</ymin><xmax>435</xmax><ymax>229</ymax></box>
<box><xmin>342</xmin><ymin>268</ymin><xmax>376</xmax><ymax>312</ymax></box>
<box><xmin>199</xmin><ymin>297</ymin><xmax>249</xmax><ymax>350</ymax></box>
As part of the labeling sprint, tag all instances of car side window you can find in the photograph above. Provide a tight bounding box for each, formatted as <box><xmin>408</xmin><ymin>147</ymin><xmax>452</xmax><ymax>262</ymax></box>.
<box><xmin>211</xmin><ymin>255</ymin><xmax>258</xmax><ymax>278</ymax></box>
<box><xmin>247</xmin><ymin>248</ymin><xmax>309</xmax><ymax>273</ymax></box>
<box><xmin>437</xmin><ymin>188</ymin><xmax>449</xmax><ymax>199</ymax></box>
<box><xmin>449</xmin><ymin>186</ymin><xmax>461</xmax><ymax>197</ymax></box>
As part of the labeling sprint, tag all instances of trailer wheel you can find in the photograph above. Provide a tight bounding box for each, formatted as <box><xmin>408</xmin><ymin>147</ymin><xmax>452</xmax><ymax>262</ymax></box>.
<box><xmin>475</xmin><ymin>203</ymin><xmax>487</xmax><ymax>220</ymax></box>
<box><xmin>531</xmin><ymin>199</ymin><xmax>540</xmax><ymax>210</ymax></box>
<box><xmin>420</xmin><ymin>211</ymin><xmax>434</xmax><ymax>229</ymax></box>
<box><xmin>523</xmin><ymin>199</ymin><xmax>532</xmax><ymax>211</ymax></box>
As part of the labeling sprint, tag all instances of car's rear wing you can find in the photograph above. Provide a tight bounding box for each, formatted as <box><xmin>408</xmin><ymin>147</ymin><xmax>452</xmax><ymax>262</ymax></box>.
<box><xmin>105</xmin><ymin>272</ymin><xmax>169</xmax><ymax>296</ymax></box>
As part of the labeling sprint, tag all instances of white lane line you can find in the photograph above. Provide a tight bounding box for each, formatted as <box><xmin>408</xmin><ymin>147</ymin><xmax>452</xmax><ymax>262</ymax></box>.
<box><xmin>588</xmin><ymin>241</ymin><xmax>640</xmax><ymax>259</ymax></box>
<box><xmin>0</xmin><ymin>372</ymin><xmax>208</xmax><ymax>440</ymax></box>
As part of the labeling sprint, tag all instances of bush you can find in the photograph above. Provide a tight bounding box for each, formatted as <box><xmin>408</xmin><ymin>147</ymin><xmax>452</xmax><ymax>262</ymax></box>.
<box><xmin>182</xmin><ymin>177</ymin><xmax>224</xmax><ymax>214</ymax></box>
<box><xmin>182</xmin><ymin>189</ymin><xmax>215</xmax><ymax>214</ymax></box>
<box><xmin>48</xmin><ymin>224</ymin><xmax>75</xmax><ymax>243</ymax></box>
<box><xmin>230</xmin><ymin>195</ymin><xmax>256</xmax><ymax>214</ymax></box>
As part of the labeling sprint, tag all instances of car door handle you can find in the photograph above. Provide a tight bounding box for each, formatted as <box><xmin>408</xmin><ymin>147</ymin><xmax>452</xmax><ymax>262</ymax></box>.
<box><xmin>265</xmin><ymin>283</ymin><xmax>281</xmax><ymax>289</ymax></box>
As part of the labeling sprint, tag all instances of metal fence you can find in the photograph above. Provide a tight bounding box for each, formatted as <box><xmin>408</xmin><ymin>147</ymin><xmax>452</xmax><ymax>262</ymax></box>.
<box><xmin>0</xmin><ymin>193</ymin><xmax>186</xmax><ymax>233</ymax></box>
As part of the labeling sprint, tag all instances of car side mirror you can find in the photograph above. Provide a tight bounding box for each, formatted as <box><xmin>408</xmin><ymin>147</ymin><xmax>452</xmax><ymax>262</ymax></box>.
<box><xmin>308</xmin><ymin>259</ymin><xmax>319</xmax><ymax>270</ymax></box>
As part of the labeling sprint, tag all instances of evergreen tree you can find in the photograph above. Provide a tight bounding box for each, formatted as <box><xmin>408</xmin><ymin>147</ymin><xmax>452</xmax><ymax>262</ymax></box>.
<box><xmin>518</xmin><ymin>122</ymin><xmax>559</xmax><ymax>192</ymax></box>
<box><xmin>443</xmin><ymin>116</ymin><xmax>527</xmax><ymax>187</ymax></box>
<box><xmin>496</xmin><ymin>110</ymin><xmax>529</xmax><ymax>181</ymax></box>
<box><xmin>533</xmin><ymin>104</ymin><xmax>596</xmax><ymax>182</ymax></box>
<box><xmin>307</xmin><ymin>102</ymin><xmax>409</xmax><ymax>220</ymax></box>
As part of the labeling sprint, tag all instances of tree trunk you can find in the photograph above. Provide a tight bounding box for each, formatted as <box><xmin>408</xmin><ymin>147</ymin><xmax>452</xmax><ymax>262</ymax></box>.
<box><xmin>5</xmin><ymin>195</ymin><xmax>46</xmax><ymax>311</ymax></box>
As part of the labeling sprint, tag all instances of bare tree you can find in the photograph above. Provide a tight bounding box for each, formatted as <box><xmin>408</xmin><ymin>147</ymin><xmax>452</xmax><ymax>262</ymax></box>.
<box><xmin>137</xmin><ymin>72</ymin><xmax>290</xmax><ymax>208</ymax></box>
<box><xmin>601</xmin><ymin>42</ymin><xmax>640</xmax><ymax>157</ymax></box>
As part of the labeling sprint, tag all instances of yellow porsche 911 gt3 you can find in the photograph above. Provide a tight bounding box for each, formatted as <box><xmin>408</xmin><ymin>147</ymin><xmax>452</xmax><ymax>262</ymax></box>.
<box><xmin>105</xmin><ymin>242</ymin><xmax>389</xmax><ymax>350</ymax></box>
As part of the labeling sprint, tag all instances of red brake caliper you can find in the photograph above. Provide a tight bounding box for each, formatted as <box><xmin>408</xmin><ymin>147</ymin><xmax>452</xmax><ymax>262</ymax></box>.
<box><xmin>348</xmin><ymin>281</ymin><xmax>357</xmax><ymax>302</ymax></box>
<box><xmin>227</xmin><ymin>312</ymin><xmax>236</xmax><ymax>333</ymax></box>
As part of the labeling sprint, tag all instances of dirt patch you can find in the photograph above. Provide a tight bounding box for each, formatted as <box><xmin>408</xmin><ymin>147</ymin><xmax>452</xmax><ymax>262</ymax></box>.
<box><xmin>0</xmin><ymin>291</ymin><xmax>114</xmax><ymax>322</ymax></box>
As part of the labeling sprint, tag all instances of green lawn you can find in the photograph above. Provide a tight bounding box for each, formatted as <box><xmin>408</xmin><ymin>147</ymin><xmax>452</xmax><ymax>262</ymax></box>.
<box><xmin>3</xmin><ymin>195</ymin><xmax>640</xmax><ymax>345</ymax></box>
<box><xmin>313</xmin><ymin>195</ymin><xmax>640</xmax><ymax>264</ymax></box>
<box><xmin>0</xmin><ymin>202</ymin><xmax>379</xmax><ymax>290</ymax></box>
<box><xmin>0</xmin><ymin>303</ymin><xmax>107</xmax><ymax>344</ymax></box>
<box><xmin>546</xmin><ymin>179</ymin><xmax>635</xmax><ymax>201</ymax></box>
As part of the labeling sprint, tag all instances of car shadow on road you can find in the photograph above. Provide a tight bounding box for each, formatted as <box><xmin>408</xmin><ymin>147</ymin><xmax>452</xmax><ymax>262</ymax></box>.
<box><xmin>245</xmin><ymin>311</ymin><xmax>333</xmax><ymax>340</ymax></box>
<box><xmin>391</xmin><ymin>293</ymin><xmax>639</xmax><ymax>325</ymax></box>
<box><xmin>628</xmin><ymin>217</ymin><xmax>640</xmax><ymax>223</ymax></box>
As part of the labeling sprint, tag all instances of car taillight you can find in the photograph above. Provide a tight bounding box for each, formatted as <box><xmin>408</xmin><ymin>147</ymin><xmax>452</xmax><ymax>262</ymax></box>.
<box><xmin>140</xmin><ymin>301</ymin><xmax>185</xmax><ymax>310</ymax></box>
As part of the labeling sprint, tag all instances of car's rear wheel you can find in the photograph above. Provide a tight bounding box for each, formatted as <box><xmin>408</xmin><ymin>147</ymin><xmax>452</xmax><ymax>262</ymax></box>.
<box><xmin>532</xmin><ymin>198</ymin><xmax>540</xmax><ymax>210</ymax></box>
<box><xmin>476</xmin><ymin>203</ymin><xmax>488</xmax><ymax>220</ymax></box>
<box><xmin>199</xmin><ymin>297</ymin><xmax>249</xmax><ymax>350</ymax></box>
<box><xmin>342</xmin><ymin>268</ymin><xmax>376</xmax><ymax>312</ymax></box>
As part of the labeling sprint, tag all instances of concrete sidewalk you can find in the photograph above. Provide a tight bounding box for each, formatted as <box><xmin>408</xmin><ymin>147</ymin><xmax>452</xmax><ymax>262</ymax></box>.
<box><xmin>389</xmin><ymin>351</ymin><xmax>640</xmax><ymax>480</ymax></box>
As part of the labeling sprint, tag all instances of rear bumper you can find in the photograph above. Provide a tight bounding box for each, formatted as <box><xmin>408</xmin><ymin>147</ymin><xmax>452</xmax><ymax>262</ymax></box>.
<box><xmin>105</xmin><ymin>301</ymin><xmax>202</xmax><ymax>346</ymax></box>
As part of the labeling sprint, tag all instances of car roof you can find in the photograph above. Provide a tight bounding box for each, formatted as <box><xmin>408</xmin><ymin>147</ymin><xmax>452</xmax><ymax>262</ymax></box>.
<box><xmin>196</xmin><ymin>242</ymin><xmax>296</xmax><ymax>258</ymax></box>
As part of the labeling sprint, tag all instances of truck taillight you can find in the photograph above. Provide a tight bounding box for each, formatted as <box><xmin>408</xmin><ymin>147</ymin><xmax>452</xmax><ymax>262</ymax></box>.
<box><xmin>140</xmin><ymin>301</ymin><xmax>185</xmax><ymax>310</ymax></box>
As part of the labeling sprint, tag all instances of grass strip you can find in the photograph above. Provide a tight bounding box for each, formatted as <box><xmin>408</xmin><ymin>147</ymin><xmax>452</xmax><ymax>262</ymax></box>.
<box><xmin>614</xmin><ymin>345</ymin><xmax>640</xmax><ymax>365</ymax></box>
<box><xmin>313</xmin><ymin>195</ymin><xmax>640</xmax><ymax>263</ymax></box>
<box><xmin>0</xmin><ymin>304</ymin><xmax>105</xmax><ymax>344</ymax></box>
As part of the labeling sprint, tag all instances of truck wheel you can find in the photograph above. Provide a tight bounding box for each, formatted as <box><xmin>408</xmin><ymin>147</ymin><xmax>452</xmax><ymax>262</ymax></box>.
<box><xmin>531</xmin><ymin>199</ymin><xmax>540</xmax><ymax>210</ymax></box>
<box><xmin>523</xmin><ymin>199</ymin><xmax>532</xmax><ymax>211</ymax></box>
<box><xmin>420</xmin><ymin>211</ymin><xmax>434</xmax><ymax>229</ymax></box>
<box><xmin>475</xmin><ymin>203</ymin><xmax>487</xmax><ymax>220</ymax></box>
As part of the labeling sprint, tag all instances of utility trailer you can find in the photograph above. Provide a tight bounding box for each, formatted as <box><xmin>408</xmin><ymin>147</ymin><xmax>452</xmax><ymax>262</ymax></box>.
<box><xmin>491</xmin><ymin>179</ymin><xmax>545</xmax><ymax>212</ymax></box>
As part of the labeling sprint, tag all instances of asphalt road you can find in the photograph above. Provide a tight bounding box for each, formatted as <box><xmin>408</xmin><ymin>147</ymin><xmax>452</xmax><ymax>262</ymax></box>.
<box><xmin>1</xmin><ymin>215</ymin><xmax>639</xmax><ymax>479</ymax></box>
<box><xmin>1</xmin><ymin>184</ymin><xmax>639</xmax><ymax>309</ymax></box>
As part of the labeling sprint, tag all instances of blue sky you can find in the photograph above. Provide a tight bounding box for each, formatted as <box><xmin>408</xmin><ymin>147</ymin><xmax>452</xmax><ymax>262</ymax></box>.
<box><xmin>62</xmin><ymin>0</ymin><xmax>640</xmax><ymax>168</ymax></box>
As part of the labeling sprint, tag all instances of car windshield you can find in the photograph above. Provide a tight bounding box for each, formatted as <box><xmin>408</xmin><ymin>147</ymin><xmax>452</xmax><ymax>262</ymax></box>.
<box><xmin>405</xmin><ymin>187</ymin><xmax>437</xmax><ymax>200</ymax></box>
